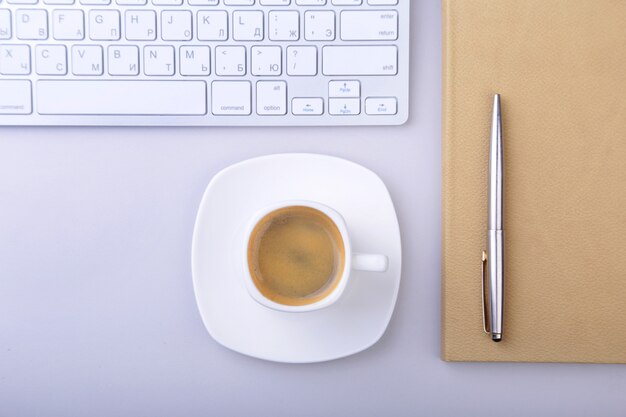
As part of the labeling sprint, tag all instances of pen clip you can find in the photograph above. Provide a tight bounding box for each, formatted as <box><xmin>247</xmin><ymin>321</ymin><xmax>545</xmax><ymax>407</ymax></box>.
<box><xmin>481</xmin><ymin>250</ymin><xmax>491</xmax><ymax>334</ymax></box>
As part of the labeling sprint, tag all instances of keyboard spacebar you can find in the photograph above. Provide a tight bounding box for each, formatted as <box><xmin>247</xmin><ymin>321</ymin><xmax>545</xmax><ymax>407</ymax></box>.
<box><xmin>37</xmin><ymin>81</ymin><xmax>207</xmax><ymax>115</ymax></box>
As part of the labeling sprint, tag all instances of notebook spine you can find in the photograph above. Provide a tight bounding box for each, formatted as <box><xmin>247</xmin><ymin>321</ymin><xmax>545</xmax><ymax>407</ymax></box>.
<box><xmin>441</xmin><ymin>0</ymin><xmax>454</xmax><ymax>362</ymax></box>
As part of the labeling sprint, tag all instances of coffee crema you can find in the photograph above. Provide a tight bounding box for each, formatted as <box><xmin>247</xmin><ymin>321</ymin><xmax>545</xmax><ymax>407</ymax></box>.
<box><xmin>247</xmin><ymin>206</ymin><xmax>346</xmax><ymax>306</ymax></box>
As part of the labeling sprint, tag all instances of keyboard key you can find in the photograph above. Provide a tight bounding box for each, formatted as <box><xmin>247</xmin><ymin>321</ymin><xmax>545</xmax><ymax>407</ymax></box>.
<box><xmin>368</xmin><ymin>0</ymin><xmax>397</xmax><ymax>4</ymax></box>
<box><xmin>256</xmin><ymin>81</ymin><xmax>286</xmax><ymax>115</ymax></box>
<box><xmin>35</xmin><ymin>44</ymin><xmax>67</xmax><ymax>75</ymax></box>
<box><xmin>52</xmin><ymin>10</ymin><xmax>84</xmax><ymax>40</ymax></box>
<box><xmin>322</xmin><ymin>45</ymin><xmax>397</xmax><ymax>75</ymax></box>
<box><xmin>340</xmin><ymin>10</ymin><xmax>398</xmax><ymax>41</ymax></box>
<box><xmin>107</xmin><ymin>45</ymin><xmax>139</xmax><ymax>75</ymax></box>
<box><xmin>144</xmin><ymin>45</ymin><xmax>175</xmax><ymax>75</ymax></box>
<box><xmin>8</xmin><ymin>0</ymin><xmax>38</xmax><ymax>3</ymax></box>
<box><xmin>89</xmin><ymin>10</ymin><xmax>120</xmax><ymax>41</ymax></box>
<box><xmin>44</xmin><ymin>0</ymin><xmax>75</xmax><ymax>4</ymax></box>
<box><xmin>16</xmin><ymin>9</ymin><xmax>48</xmax><ymax>40</ymax></box>
<box><xmin>291</xmin><ymin>97</ymin><xmax>323</xmax><ymax>115</ymax></box>
<box><xmin>251</xmin><ymin>46</ymin><xmax>281</xmax><ymax>76</ymax></box>
<box><xmin>328</xmin><ymin>80</ymin><xmax>359</xmax><ymax>98</ymax></box>
<box><xmin>161</xmin><ymin>10</ymin><xmax>192</xmax><ymax>41</ymax></box>
<box><xmin>211</xmin><ymin>81</ymin><xmax>251</xmax><ymax>115</ymax></box>
<box><xmin>125</xmin><ymin>10</ymin><xmax>156</xmax><ymax>41</ymax></box>
<box><xmin>260</xmin><ymin>0</ymin><xmax>290</xmax><ymax>4</ymax></box>
<box><xmin>329</xmin><ymin>98</ymin><xmax>359</xmax><ymax>115</ymax></box>
<box><xmin>304</xmin><ymin>11</ymin><xmax>335</xmax><ymax>41</ymax></box>
<box><xmin>296</xmin><ymin>0</ymin><xmax>325</xmax><ymax>5</ymax></box>
<box><xmin>365</xmin><ymin>97</ymin><xmax>397</xmax><ymax>115</ymax></box>
<box><xmin>37</xmin><ymin>80</ymin><xmax>207</xmax><ymax>115</ymax></box>
<box><xmin>197</xmin><ymin>11</ymin><xmax>228</xmax><ymax>41</ymax></box>
<box><xmin>332</xmin><ymin>0</ymin><xmax>361</xmax><ymax>4</ymax></box>
<box><xmin>71</xmin><ymin>45</ymin><xmax>103</xmax><ymax>75</ymax></box>
<box><xmin>233</xmin><ymin>11</ymin><xmax>264</xmax><ymax>41</ymax></box>
<box><xmin>152</xmin><ymin>0</ymin><xmax>182</xmax><ymax>5</ymax></box>
<box><xmin>0</xmin><ymin>9</ymin><xmax>11</xmax><ymax>40</ymax></box>
<box><xmin>187</xmin><ymin>0</ymin><xmax>218</xmax><ymax>5</ymax></box>
<box><xmin>0</xmin><ymin>80</ymin><xmax>32</xmax><ymax>114</ymax></box>
<box><xmin>0</xmin><ymin>44</ymin><xmax>30</xmax><ymax>74</ymax></box>
<box><xmin>224</xmin><ymin>0</ymin><xmax>254</xmax><ymax>5</ymax></box>
<box><xmin>215</xmin><ymin>45</ymin><xmax>246</xmax><ymax>76</ymax></box>
<box><xmin>179</xmin><ymin>45</ymin><xmax>211</xmax><ymax>75</ymax></box>
<box><xmin>80</xmin><ymin>0</ymin><xmax>110</xmax><ymax>5</ymax></box>
<box><xmin>268</xmin><ymin>10</ymin><xmax>299</xmax><ymax>41</ymax></box>
<box><xmin>286</xmin><ymin>45</ymin><xmax>317</xmax><ymax>76</ymax></box>
<box><xmin>116</xmin><ymin>0</ymin><xmax>146</xmax><ymax>4</ymax></box>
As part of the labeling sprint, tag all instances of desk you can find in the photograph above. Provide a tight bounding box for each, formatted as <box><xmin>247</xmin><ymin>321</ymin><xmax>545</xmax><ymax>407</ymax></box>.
<box><xmin>0</xmin><ymin>1</ymin><xmax>624</xmax><ymax>416</ymax></box>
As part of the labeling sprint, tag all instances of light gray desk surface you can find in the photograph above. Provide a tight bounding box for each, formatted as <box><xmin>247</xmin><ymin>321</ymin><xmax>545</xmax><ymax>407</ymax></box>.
<box><xmin>1</xmin><ymin>2</ymin><xmax>625</xmax><ymax>416</ymax></box>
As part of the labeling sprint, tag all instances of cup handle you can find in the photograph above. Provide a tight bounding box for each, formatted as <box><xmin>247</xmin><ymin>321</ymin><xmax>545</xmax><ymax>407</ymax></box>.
<box><xmin>351</xmin><ymin>253</ymin><xmax>388</xmax><ymax>273</ymax></box>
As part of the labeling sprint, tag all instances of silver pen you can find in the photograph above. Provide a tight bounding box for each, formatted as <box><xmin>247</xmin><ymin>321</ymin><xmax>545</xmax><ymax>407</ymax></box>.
<box><xmin>482</xmin><ymin>94</ymin><xmax>504</xmax><ymax>342</ymax></box>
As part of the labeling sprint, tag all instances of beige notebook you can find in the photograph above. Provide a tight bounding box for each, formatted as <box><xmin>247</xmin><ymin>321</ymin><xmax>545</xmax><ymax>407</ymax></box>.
<box><xmin>442</xmin><ymin>0</ymin><xmax>626</xmax><ymax>362</ymax></box>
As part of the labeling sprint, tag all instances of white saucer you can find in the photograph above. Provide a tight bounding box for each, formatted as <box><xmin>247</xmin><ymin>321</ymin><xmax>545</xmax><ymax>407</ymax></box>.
<box><xmin>191</xmin><ymin>154</ymin><xmax>401</xmax><ymax>363</ymax></box>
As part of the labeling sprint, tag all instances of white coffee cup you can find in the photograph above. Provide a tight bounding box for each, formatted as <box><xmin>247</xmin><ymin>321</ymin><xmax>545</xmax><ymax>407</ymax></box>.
<box><xmin>242</xmin><ymin>200</ymin><xmax>388</xmax><ymax>313</ymax></box>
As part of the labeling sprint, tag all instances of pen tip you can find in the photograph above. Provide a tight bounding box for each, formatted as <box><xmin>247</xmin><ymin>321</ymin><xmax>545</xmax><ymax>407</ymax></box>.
<box><xmin>492</xmin><ymin>334</ymin><xmax>502</xmax><ymax>342</ymax></box>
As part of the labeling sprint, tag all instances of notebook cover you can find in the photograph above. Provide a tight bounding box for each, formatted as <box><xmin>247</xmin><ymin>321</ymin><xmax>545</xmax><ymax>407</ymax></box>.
<box><xmin>442</xmin><ymin>0</ymin><xmax>626</xmax><ymax>362</ymax></box>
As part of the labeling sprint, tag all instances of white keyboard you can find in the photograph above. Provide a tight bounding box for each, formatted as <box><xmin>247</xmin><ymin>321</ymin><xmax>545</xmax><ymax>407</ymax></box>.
<box><xmin>0</xmin><ymin>0</ymin><xmax>409</xmax><ymax>126</ymax></box>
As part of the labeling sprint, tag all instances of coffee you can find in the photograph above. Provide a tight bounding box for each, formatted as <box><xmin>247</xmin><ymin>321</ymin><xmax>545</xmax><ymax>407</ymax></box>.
<box><xmin>247</xmin><ymin>206</ymin><xmax>346</xmax><ymax>306</ymax></box>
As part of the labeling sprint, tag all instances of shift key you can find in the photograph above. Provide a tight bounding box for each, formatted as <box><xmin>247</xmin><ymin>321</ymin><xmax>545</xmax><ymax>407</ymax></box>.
<box><xmin>0</xmin><ymin>80</ymin><xmax>32</xmax><ymax>114</ymax></box>
<box><xmin>322</xmin><ymin>46</ymin><xmax>397</xmax><ymax>76</ymax></box>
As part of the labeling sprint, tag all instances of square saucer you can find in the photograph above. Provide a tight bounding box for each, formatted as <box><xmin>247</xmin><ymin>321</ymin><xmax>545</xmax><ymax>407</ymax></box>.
<box><xmin>191</xmin><ymin>154</ymin><xmax>401</xmax><ymax>363</ymax></box>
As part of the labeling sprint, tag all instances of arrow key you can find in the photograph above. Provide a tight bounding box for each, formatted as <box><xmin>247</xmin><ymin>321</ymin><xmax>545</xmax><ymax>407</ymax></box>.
<box><xmin>329</xmin><ymin>98</ymin><xmax>360</xmax><ymax>116</ymax></box>
<box><xmin>328</xmin><ymin>80</ymin><xmax>359</xmax><ymax>98</ymax></box>
<box><xmin>292</xmin><ymin>97</ymin><xmax>323</xmax><ymax>115</ymax></box>
<box><xmin>365</xmin><ymin>97</ymin><xmax>397</xmax><ymax>115</ymax></box>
